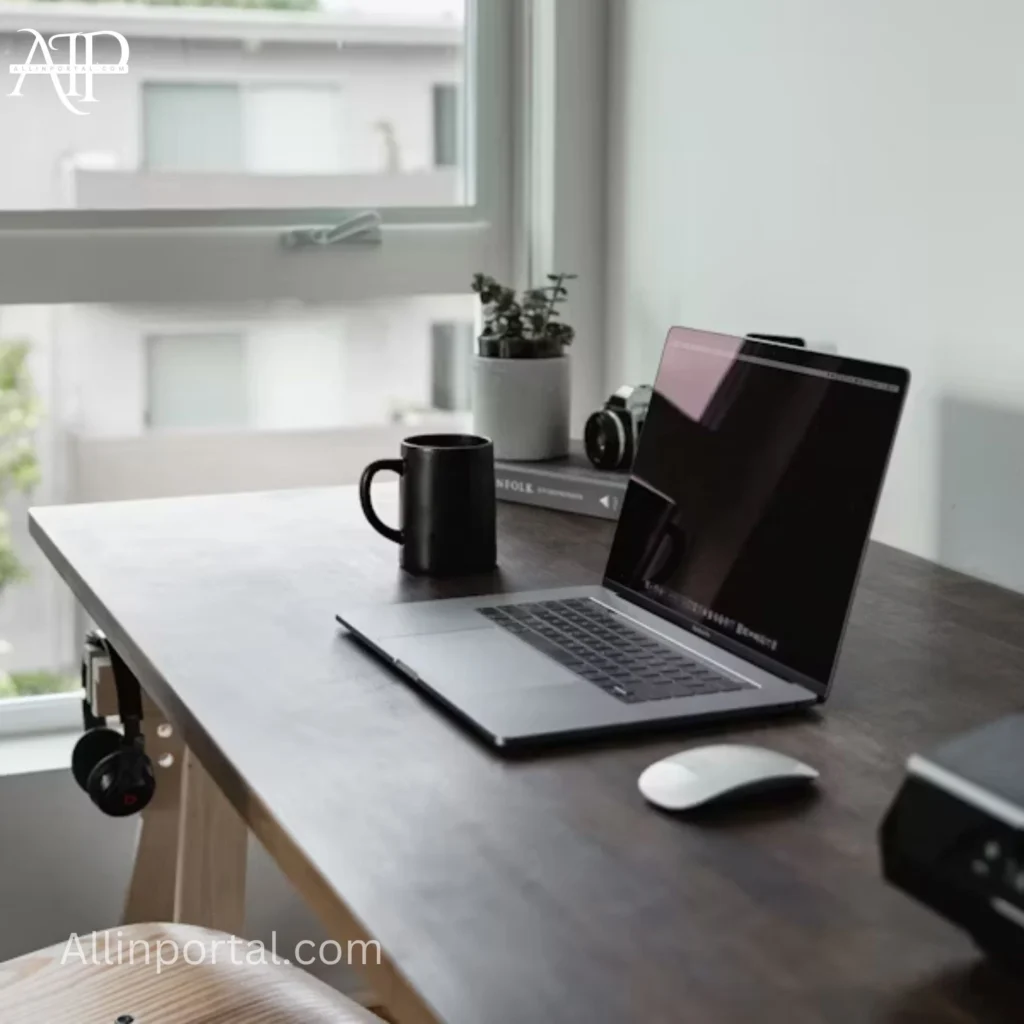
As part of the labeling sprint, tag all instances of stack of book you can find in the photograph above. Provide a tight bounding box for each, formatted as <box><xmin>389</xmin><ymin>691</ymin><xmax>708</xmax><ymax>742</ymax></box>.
<box><xmin>494</xmin><ymin>442</ymin><xmax>629</xmax><ymax>521</ymax></box>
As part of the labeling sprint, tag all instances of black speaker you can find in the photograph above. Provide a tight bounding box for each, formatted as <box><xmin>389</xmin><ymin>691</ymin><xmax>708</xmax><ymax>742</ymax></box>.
<box><xmin>881</xmin><ymin>715</ymin><xmax>1024</xmax><ymax>962</ymax></box>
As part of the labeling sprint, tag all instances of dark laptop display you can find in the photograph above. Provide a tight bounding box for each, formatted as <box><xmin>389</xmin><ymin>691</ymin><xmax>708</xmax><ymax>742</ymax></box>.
<box><xmin>605</xmin><ymin>328</ymin><xmax>908</xmax><ymax>691</ymax></box>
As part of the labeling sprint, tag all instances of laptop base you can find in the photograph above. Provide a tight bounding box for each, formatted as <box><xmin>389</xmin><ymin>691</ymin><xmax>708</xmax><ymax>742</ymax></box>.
<box><xmin>338</xmin><ymin>585</ymin><xmax>818</xmax><ymax>750</ymax></box>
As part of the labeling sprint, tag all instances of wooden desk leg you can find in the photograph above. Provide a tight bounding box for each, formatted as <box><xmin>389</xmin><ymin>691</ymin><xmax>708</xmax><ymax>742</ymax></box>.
<box><xmin>120</xmin><ymin>698</ymin><xmax>395</xmax><ymax>1021</ymax></box>
<box><xmin>173</xmin><ymin>746</ymin><xmax>248</xmax><ymax>934</ymax></box>
<box><xmin>123</xmin><ymin>694</ymin><xmax>185</xmax><ymax>925</ymax></box>
<box><xmin>122</xmin><ymin>692</ymin><xmax>247</xmax><ymax>934</ymax></box>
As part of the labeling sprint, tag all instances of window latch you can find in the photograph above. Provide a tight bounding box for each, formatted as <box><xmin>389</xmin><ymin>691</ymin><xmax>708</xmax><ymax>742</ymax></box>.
<box><xmin>280</xmin><ymin>210</ymin><xmax>382</xmax><ymax>250</ymax></box>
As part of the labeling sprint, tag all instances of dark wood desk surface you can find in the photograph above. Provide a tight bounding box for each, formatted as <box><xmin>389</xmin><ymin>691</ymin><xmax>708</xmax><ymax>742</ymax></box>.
<box><xmin>30</xmin><ymin>487</ymin><xmax>1024</xmax><ymax>1024</ymax></box>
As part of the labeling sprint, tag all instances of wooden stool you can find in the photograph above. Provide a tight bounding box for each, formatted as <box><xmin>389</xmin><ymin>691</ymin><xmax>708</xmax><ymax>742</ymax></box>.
<box><xmin>0</xmin><ymin>923</ymin><xmax>387</xmax><ymax>1024</ymax></box>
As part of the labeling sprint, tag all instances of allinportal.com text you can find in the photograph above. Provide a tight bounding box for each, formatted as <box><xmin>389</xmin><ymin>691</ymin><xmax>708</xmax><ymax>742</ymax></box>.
<box><xmin>61</xmin><ymin>930</ymin><xmax>382</xmax><ymax>975</ymax></box>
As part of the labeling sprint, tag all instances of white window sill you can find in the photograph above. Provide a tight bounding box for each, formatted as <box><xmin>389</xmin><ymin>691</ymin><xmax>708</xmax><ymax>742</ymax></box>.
<box><xmin>0</xmin><ymin>693</ymin><xmax>83</xmax><ymax>736</ymax></box>
<box><xmin>0</xmin><ymin>730</ymin><xmax>78</xmax><ymax>778</ymax></box>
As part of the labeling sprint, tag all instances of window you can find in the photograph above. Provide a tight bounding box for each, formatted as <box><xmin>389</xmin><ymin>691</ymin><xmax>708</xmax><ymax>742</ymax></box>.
<box><xmin>0</xmin><ymin>0</ymin><xmax>542</xmax><ymax>737</ymax></box>
<box><xmin>0</xmin><ymin>0</ymin><xmax>491</xmax><ymax>213</ymax></box>
<box><xmin>431</xmin><ymin>321</ymin><xmax>474</xmax><ymax>410</ymax></box>
<box><xmin>0</xmin><ymin>0</ymin><xmax>514</xmax><ymax>305</ymax></box>
<box><xmin>143</xmin><ymin>84</ymin><xmax>345</xmax><ymax>175</ymax></box>
<box><xmin>146</xmin><ymin>333</ymin><xmax>249</xmax><ymax>430</ymax></box>
<box><xmin>433</xmin><ymin>84</ymin><xmax>460</xmax><ymax>168</ymax></box>
<box><xmin>0</xmin><ymin>295</ymin><xmax>474</xmax><ymax>727</ymax></box>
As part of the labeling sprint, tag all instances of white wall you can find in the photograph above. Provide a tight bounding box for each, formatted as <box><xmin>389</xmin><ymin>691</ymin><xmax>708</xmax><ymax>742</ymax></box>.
<box><xmin>607</xmin><ymin>0</ymin><xmax>1024</xmax><ymax>590</ymax></box>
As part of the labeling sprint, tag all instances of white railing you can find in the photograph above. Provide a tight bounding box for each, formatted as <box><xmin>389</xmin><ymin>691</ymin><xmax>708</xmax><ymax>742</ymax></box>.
<box><xmin>68</xmin><ymin>418</ymin><xmax>470</xmax><ymax>502</ymax></box>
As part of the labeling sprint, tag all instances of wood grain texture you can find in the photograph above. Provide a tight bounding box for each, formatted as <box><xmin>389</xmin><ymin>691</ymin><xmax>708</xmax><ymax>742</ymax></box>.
<box><xmin>174</xmin><ymin>748</ymin><xmax>248</xmax><ymax>934</ymax></box>
<box><xmin>29</xmin><ymin>486</ymin><xmax>1024</xmax><ymax>1024</ymax></box>
<box><xmin>123</xmin><ymin>693</ymin><xmax>185</xmax><ymax>926</ymax></box>
<box><xmin>0</xmin><ymin>924</ymin><xmax>384</xmax><ymax>1024</ymax></box>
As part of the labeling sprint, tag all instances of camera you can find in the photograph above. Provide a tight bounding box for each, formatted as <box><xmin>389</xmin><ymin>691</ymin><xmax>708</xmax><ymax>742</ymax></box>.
<box><xmin>584</xmin><ymin>384</ymin><xmax>653</xmax><ymax>471</ymax></box>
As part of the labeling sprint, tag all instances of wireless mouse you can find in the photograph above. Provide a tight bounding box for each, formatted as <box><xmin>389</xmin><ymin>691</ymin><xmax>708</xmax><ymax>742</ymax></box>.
<box><xmin>638</xmin><ymin>744</ymin><xmax>819</xmax><ymax>812</ymax></box>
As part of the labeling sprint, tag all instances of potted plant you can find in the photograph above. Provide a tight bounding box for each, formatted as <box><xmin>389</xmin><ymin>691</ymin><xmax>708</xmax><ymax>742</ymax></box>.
<box><xmin>471</xmin><ymin>271</ymin><xmax>577</xmax><ymax>461</ymax></box>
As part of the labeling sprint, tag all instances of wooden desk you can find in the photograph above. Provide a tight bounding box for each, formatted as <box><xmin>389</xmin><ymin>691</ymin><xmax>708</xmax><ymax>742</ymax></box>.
<box><xmin>30</xmin><ymin>487</ymin><xmax>1024</xmax><ymax>1024</ymax></box>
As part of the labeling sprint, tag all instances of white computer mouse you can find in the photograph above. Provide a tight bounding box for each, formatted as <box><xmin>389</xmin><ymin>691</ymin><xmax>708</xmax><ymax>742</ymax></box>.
<box><xmin>638</xmin><ymin>744</ymin><xmax>819</xmax><ymax>811</ymax></box>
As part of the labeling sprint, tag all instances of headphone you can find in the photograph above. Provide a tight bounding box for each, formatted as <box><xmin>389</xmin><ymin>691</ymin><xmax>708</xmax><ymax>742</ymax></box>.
<box><xmin>72</xmin><ymin>633</ymin><xmax>155</xmax><ymax>817</ymax></box>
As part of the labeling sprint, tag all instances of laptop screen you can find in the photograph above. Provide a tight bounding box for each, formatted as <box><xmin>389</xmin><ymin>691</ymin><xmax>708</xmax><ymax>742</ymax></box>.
<box><xmin>604</xmin><ymin>327</ymin><xmax>909</xmax><ymax>692</ymax></box>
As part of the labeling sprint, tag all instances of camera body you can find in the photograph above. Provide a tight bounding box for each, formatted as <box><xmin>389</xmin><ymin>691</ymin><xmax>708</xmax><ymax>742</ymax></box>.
<box><xmin>584</xmin><ymin>384</ymin><xmax>653</xmax><ymax>471</ymax></box>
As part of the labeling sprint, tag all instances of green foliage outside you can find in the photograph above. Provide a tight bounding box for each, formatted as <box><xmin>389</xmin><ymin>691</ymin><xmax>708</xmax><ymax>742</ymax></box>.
<box><xmin>0</xmin><ymin>342</ymin><xmax>40</xmax><ymax>594</ymax></box>
<box><xmin>34</xmin><ymin>0</ymin><xmax>321</xmax><ymax>10</ymax></box>
<box><xmin>0</xmin><ymin>341</ymin><xmax>56</xmax><ymax>700</ymax></box>
<box><xmin>0</xmin><ymin>671</ymin><xmax>78</xmax><ymax>699</ymax></box>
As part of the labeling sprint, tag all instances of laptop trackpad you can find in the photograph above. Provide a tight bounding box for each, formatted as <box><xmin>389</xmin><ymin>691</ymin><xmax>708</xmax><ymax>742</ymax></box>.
<box><xmin>385</xmin><ymin>628</ymin><xmax>578</xmax><ymax>695</ymax></box>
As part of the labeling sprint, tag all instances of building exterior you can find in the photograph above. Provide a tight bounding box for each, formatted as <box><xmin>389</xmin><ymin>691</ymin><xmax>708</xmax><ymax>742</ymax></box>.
<box><xmin>0</xmin><ymin>2</ymin><xmax>474</xmax><ymax>682</ymax></box>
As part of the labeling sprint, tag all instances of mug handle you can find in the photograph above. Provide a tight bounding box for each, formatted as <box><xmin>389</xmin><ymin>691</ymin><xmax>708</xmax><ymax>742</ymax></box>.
<box><xmin>359</xmin><ymin>459</ymin><xmax>405</xmax><ymax>544</ymax></box>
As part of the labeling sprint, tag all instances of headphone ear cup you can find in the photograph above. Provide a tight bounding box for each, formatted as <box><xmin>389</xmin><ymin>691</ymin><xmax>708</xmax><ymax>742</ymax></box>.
<box><xmin>71</xmin><ymin>728</ymin><xmax>122</xmax><ymax>793</ymax></box>
<box><xmin>86</xmin><ymin>746</ymin><xmax>155</xmax><ymax>818</ymax></box>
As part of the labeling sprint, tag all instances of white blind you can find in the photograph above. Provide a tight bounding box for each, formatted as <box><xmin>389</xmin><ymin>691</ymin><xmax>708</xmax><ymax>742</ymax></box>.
<box><xmin>146</xmin><ymin>333</ymin><xmax>249</xmax><ymax>430</ymax></box>
<box><xmin>143</xmin><ymin>84</ymin><xmax>243</xmax><ymax>172</ymax></box>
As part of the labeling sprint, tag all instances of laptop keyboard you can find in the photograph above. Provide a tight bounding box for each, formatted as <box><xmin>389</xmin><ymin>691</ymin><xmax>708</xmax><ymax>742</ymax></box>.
<box><xmin>478</xmin><ymin>598</ymin><xmax>750</xmax><ymax>705</ymax></box>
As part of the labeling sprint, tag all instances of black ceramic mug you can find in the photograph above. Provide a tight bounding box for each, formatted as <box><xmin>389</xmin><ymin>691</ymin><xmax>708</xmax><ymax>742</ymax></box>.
<box><xmin>359</xmin><ymin>434</ymin><xmax>497</xmax><ymax>577</ymax></box>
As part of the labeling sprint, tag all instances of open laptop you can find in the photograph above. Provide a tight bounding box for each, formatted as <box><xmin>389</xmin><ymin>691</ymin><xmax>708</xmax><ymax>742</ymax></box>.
<box><xmin>338</xmin><ymin>327</ymin><xmax>910</xmax><ymax>749</ymax></box>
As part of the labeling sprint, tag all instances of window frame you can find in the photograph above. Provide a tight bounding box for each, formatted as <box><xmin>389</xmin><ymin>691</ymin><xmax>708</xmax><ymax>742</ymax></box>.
<box><xmin>0</xmin><ymin>0</ymin><xmax>514</xmax><ymax>735</ymax></box>
<box><xmin>0</xmin><ymin>0</ymin><xmax>616</xmax><ymax>738</ymax></box>
<box><xmin>0</xmin><ymin>0</ymin><xmax>516</xmax><ymax>307</ymax></box>
<box><xmin>0</xmin><ymin>693</ymin><xmax>82</xmax><ymax>738</ymax></box>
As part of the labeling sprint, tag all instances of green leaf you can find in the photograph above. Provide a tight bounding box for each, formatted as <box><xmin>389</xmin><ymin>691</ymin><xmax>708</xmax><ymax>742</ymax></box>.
<box><xmin>472</xmin><ymin>273</ymin><xmax>576</xmax><ymax>356</ymax></box>
<box><xmin>0</xmin><ymin>338</ymin><xmax>41</xmax><ymax>585</ymax></box>
<box><xmin>5</xmin><ymin>670</ymin><xmax>79</xmax><ymax>697</ymax></box>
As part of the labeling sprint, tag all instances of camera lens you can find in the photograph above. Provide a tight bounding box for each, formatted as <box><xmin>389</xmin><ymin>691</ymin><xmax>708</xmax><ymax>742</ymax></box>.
<box><xmin>585</xmin><ymin>410</ymin><xmax>627</xmax><ymax>470</ymax></box>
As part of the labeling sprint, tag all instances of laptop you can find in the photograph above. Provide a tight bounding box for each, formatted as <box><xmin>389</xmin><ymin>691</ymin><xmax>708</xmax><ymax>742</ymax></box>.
<box><xmin>338</xmin><ymin>327</ymin><xmax>910</xmax><ymax>749</ymax></box>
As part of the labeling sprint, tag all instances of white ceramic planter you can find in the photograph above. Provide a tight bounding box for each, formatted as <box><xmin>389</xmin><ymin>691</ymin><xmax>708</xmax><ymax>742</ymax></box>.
<box><xmin>473</xmin><ymin>354</ymin><xmax>570</xmax><ymax>461</ymax></box>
